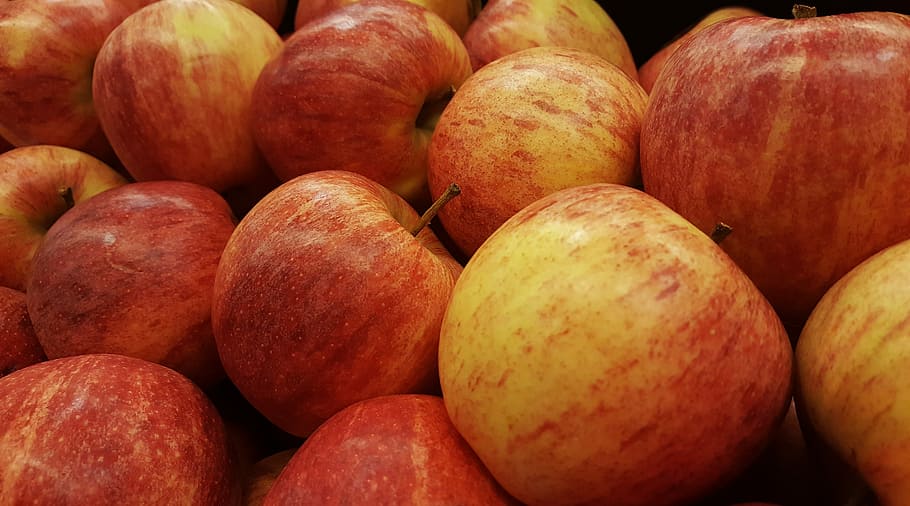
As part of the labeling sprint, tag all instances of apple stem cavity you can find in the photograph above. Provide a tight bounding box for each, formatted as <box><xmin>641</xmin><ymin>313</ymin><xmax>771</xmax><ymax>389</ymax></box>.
<box><xmin>59</xmin><ymin>186</ymin><xmax>75</xmax><ymax>210</ymax></box>
<box><xmin>792</xmin><ymin>4</ymin><xmax>817</xmax><ymax>18</ymax></box>
<box><xmin>410</xmin><ymin>183</ymin><xmax>461</xmax><ymax>237</ymax></box>
<box><xmin>416</xmin><ymin>86</ymin><xmax>458</xmax><ymax>132</ymax></box>
<box><xmin>710</xmin><ymin>222</ymin><xmax>733</xmax><ymax>244</ymax></box>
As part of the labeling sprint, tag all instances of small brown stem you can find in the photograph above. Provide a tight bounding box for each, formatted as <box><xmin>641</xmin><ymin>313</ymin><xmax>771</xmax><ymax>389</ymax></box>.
<box><xmin>59</xmin><ymin>186</ymin><xmax>75</xmax><ymax>210</ymax></box>
<box><xmin>411</xmin><ymin>183</ymin><xmax>460</xmax><ymax>236</ymax></box>
<box><xmin>710</xmin><ymin>222</ymin><xmax>733</xmax><ymax>244</ymax></box>
<box><xmin>792</xmin><ymin>4</ymin><xmax>817</xmax><ymax>19</ymax></box>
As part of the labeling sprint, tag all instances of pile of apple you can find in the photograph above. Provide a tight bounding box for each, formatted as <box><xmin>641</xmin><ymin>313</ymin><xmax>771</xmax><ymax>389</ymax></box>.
<box><xmin>1</xmin><ymin>0</ymin><xmax>909</xmax><ymax>505</ymax></box>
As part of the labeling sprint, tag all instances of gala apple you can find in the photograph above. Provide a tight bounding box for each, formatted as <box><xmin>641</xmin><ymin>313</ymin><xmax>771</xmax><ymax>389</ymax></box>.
<box><xmin>640</xmin><ymin>10</ymin><xmax>910</xmax><ymax>333</ymax></box>
<box><xmin>463</xmin><ymin>0</ymin><xmax>637</xmax><ymax>79</ymax></box>
<box><xmin>262</xmin><ymin>395</ymin><xmax>517</xmax><ymax>505</ymax></box>
<box><xmin>439</xmin><ymin>183</ymin><xmax>793</xmax><ymax>506</ymax></box>
<box><xmin>0</xmin><ymin>354</ymin><xmax>239</xmax><ymax>505</ymax></box>
<box><xmin>0</xmin><ymin>145</ymin><xmax>127</xmax><ymax>291</ymax></box>
<box><xmin>26</xmin><ymin>181</ymin><xmax>237</xmax><ymax>388</ymax></box>
<box><xmin>212</xmin><ymin>170</ymin><xmax>463</xmax><ymax>437</ymax></box>
<box><xmin>251</xmin><ymin>0</ymin><xmax>473</xmax><ymax>209</ymax></box>
<box><xmin>92</xmin><ymin>0</ymin><xmax>284</xmax><ymax>198</ymax></box>
<box><xmin>428</xmin><ymin>45</ymin><xmax>648</xmax><ymax>257</ymax></box>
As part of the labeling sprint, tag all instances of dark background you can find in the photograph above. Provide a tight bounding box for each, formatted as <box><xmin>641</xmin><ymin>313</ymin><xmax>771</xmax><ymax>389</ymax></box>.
<box><xmin>280</xmin><ymin>1</ymin><xmax>910</xmax><ymax>67</ymax></box>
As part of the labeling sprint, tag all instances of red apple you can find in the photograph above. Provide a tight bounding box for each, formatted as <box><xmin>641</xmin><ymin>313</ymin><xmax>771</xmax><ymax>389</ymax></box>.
<box><xmin>0</xmin><ymin>286</ymin><xmax>45</xmax><ymax>379</ymax></box>
<box><xmin>637</xmin><ymin>6</ymin><xmax>762</xmax><ymax>94</ymax></box>
<box><xmin>251</xmin><ymin>0</ymin><xmax>473</xmax><ymax>209</ymax></box>
<box><xmin>0</xmin><ymin>354</ymin><xmax>239</xmax><ymax>505</ymax></box>
<box><xmin>463</xmin><ymin>0</ymin><xmax>637</xmax><ymax>79</ymax></box>
<box><xmin>294</xmin><ymin>0</ymin><xmax>480</xmax><ymax>36</ymax></box>
<box><xmin>439</xmin><ymin>183</ymin><xmax>793</xmax><ymax>506</ymax></box>
<box><xmin>212</xmin><ymin>170</ymin><xmax>463</xmax><ymax>437</ymax></box>
<box><xmin>428</xmin><ymin>45</ymin><xmax>648</xmax><ymax>257</ymax></box>
<box><xmin>263</xmin><ymin>395</ymin><xmax>517</xmax><ymax>505</ymax></box>
<box><xmin>0</xmin><ymin>0</ymin><xmax>153</xmax><ymax>162</ymax></box>
<box><xmin>26</xmin><ymin>181</ymin><xmax>237</xmax><ymax>388</ymax></box>
<box><xmin>0</xmin><ymin>145</ymin><xmax>128</xmax><ymax>291</ymax></box>
<box><xmin>92</xmin><ymin>0</ymin><xmax>284</xmax><ymax>197</ymax></box>
<box><xmin>640</xmin><ymin>11</ymin><xmax>910</xmax><ymax>333</ymax></box>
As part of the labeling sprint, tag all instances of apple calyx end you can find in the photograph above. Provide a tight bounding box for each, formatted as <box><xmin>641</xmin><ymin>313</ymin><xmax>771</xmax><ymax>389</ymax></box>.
<box><xmin>792</xmin><ymin>4</ymin><xmax>817</xmax><ymax>19</ymax></box>
<box><xmin>710</xmin><ymin>222</ymin><xmax>733</xmax><ymax>244</ymax></box>
<box><xmin>59</xmin><ymin>186</ymin><xmax>75</xmax><ymax>210</ymax></box>
<box><xmin>410</xmin><ymin>183</ymin><xmax>461</xmax><ymax>237</ymax></box>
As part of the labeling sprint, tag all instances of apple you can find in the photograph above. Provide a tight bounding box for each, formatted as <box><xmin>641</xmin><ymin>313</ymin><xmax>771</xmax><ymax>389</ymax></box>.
<box><xmin>92</xmin><ymin>0</ymin><xmax>284</xmax><ymax>200</ymax></box>
<box><xmin>428</xmin><ymin>45</ymin><xmax>648</xmax><ymax>258</ymax></box>
<box><xmin>438</xmin><ymin>183</ymin><xmax>793</xmax><ymax>506</ymax></box>
<box><xmin>0</xmin><ymin>287</ymin><xmax>45</xmax><ymax>379</ymax></box>
<box><xmin>251</xmin><ymin>0</ymin><xmax>473</xmax><ymax>209</ymax></box>
<box><xmin>26</xmin><ymin>180</ymin><xmax>237</xmax><ymax>389</ymax></box>
<box><xmin>795</xmin><ymin>237</ymin><xmax>910</xmax><ymax>506</ymax></box>
<box><xmin>0</xmin><ymin>145</ymin><xmax>128</xmax><ymax>292</ymax></box>
<box><xmin>0</xmin><ymin>0</ymin><xmax>156</xmax><ymax>162</ymax></box>
<box><xmin>637</xmin><ymin>6</ymin><xmax>762</xmax><ymax>94</ymax></box>
<box><xmin>640</xmin><ymin>10</ymin><xmax>910</xmax><ymax>334</ymax></box>
<box><xmin>263</xmin><ymin>394</ymin><xmax>517</xmax><ymax>505</ymax></box>
<box><xmin>462</xmin><ymin>0</ymin><xmax>637</xmax><ymax>79</ymax></box>
<box><xmin>242</xmin><ymin>448</ymin><xmax>297</xmax><ymax>506</ymax></box>
<box><xmin>212</xmin><ymin>170</ymin><xmax>463</xmax><ymax>437</ymax></box>
<box><xmin>294</xmin><ymin>0</ymin><xmax>480</xmax><ymax>36</ymax></box>
<box><xmin>0</xmin><ymin>353</ymin><xmax>239</xmax><ymax>504</ymax></box>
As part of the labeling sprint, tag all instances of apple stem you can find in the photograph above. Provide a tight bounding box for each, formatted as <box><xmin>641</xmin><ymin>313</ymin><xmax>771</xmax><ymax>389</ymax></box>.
<box><xmin>710</xmin><ymin>222</ymin><xmax>733</xmax><ymax>244</ymax></box>
<box><xmin>792</xmin><ymin>4</ymin><xmax>817</xmax><ymax>18</ymax></box>
<box><xmin>410</xmin><ymin>183</ymin><xmax>460</xmax><ymax>237</ymax></box>
<box><xmin>59</xmin><ymin>186</ymin><xmax>75</xmax><ymax>210</ymax></box>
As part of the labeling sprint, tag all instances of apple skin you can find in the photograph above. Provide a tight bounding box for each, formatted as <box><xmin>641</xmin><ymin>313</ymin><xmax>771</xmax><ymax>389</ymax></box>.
<box><xmin>795</xmin><ymin>238</ymin><xmax>910</xmax><ymax>506</ymax></box>
<box><xmin>462</xmin><ymin>0</ymin><xmax>637</xmax><ymax>79</ymax></box>
<box><xmin>640</xmin><ymin>12</ymin><xmax>910</xmax><ymax>334</ymax></box>
<box><xmin>251</xmin><ymin>0</ymin><xmax>473</xmax><ymax>209</ymax></box>
<box><xmin>212</xmin><ymin>170</ymin><xmax>463</xmax><ymax>438</ymax></box>
<box><xmin>0</xmin><ymin>0</ymin><xmax>153</xmax><ymax>162</ymax></box>
<box><xmin>92</xmin><ymin>0</ymin><xmax>284</xmax><ymax>196</ymax></box>
<box><xmin>428</xmin><ymin>46</ymin><xmax>647</xmax><ymax>258</ymax></box>
<box><xmin>263</xmin><ymin>395</ymin><xmax>518</xmax><ymax>505</ymax></box>
<box><xmin>439</xmin><ymin>183</ymin><xmax>793</xmax><ymax>506</ymax></box>
<box><xmin>294</xmin><ymin>0</ymin><xmax>479</xmax><ymax>36</ymax></box>
<box><xmin>0</xmin><ymin>145</ymin><xmax>128</xmax><ymax>292</ymax></box>
<box><xmin>26</xmin><ymin>180</ymin><xmax>237</xmax><ymax>389</ymax></box>
<box><xmin>0</xmin><ymin>354</ymin><xmax>239</xmax><ymax>505</ymax></box>
<box><xmin>637</xmin><ymin>6</ymin><xmax>762</xmax><ymax>94</ymax></box>
<box><xmin>0</xmin><ymin>287</ymin><xmax>45</xmax><ymax>379</ymax></box>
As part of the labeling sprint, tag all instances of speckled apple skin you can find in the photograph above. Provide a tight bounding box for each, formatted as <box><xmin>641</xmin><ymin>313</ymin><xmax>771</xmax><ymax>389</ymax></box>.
<box><xmin>26</xmin><ymin>181</ymin><xmax>237</xmax><ymax>388</ymax></box>
<box><xmin>263</xmin><ymin>395</ymin><xmax>518</xmax><ymax>505</ymax></box>
<box><xmin>0</xmin><ymin>354</ymin><xmax>239</xmax><ymax>505</ymax></box>
<box><xmin>439</xmin><ymin>183</ymin><xmax>793</xmax><ymax>506</ymax></box>
<box><xmin>212</xmin><ymin>170</ymin><xmax>463</xmax><ymax>437</ymax></box>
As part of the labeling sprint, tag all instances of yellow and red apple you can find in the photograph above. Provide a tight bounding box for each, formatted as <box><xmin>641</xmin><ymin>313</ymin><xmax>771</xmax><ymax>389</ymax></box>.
<box><xmin>0</xmin><ymin>145</ymin><xmax>127</xmax><ymax>291</ymax></box>
<box><xmin>428</xmin><ymin>45</ymin><xmax>648</xmax><ymax>258</ymax></box>
<box><xmin>439</xmin><ymin>184</ymin><xmax>793</xmax><ymax>506</ymax></box>
<box><xmin>92</xmin><ymin>0</ymin><xmax>284</xmax><ymax>201</ymax></box>
<box><xmin>463</xmin><ymin>0</ymin><xmax>637</xmax><ymax>79</ymax></box>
